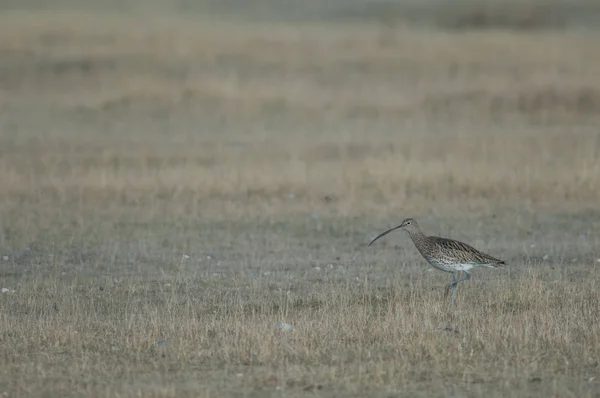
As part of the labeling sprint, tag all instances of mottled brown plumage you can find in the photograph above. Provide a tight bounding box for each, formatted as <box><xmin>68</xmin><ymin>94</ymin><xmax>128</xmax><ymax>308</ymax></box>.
<box><xmin>368</xmin><ymin>218</ymin><xmax>504</xmax><ymax>304</ymax></box>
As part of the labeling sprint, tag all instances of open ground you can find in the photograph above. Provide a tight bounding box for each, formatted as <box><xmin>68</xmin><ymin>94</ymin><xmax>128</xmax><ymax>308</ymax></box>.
<box><xmin>0</xmin><ymin>3</ymin><xmax>600</xmax><ymax>397</ymax></box>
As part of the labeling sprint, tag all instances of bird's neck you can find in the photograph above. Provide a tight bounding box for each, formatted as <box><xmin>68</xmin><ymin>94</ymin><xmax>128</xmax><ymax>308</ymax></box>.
<box><xmin>407</xmin><ymin>228</ymin><xmax>427</xmax><ymax>245</ymax></box>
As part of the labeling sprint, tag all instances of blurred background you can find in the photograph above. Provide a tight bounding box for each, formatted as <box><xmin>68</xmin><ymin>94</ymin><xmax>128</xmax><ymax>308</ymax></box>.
<box><xmin>1</xmin><ymin>0</ymin><xmax>599</xmax><ymax>220</ymax></box>
<box><xmin>2</xmin><ymin>0</ymin><xmax>600</xmax><ymax>29</ymax></box>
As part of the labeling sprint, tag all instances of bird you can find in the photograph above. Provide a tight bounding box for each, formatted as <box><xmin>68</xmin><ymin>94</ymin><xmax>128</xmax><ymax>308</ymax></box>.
<box><xmin>368</xmin><ymin>218</ymin><xmax>505</xmax><ymax>305</ymax></box>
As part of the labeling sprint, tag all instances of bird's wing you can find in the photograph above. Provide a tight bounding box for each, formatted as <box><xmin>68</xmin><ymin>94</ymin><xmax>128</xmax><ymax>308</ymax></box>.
<box><xmin>430</xmin><ymin>236</ymin><xmax>504</xmax><ymax>265</ymax></box>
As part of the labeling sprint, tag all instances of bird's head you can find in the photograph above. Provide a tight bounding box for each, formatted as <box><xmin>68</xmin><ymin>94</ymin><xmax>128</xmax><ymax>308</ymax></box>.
<box><xmin>368</xmin><ymin>218</ymin><xmax>419</xmax><ymax>246</ymax></box>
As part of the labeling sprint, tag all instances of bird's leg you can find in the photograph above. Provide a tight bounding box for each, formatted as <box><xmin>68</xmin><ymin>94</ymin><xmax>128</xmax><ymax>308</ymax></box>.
<box><xmin>455</xmin><ymin>271</ymin><xmax>471</xmax><ymax>285</ymax></box>
<box><xmin>451</xmin><ymin>281</ymin><xmax>457</xmax><ymax>305</ymax></box>
<box><xmin>450</xmin><ymin>271</ymin><xmax>471</xmax><ymax>305</ymax></box>
<box><xmin>444</xmin><ymin>272</ymin><xmax>471</xmax><ymax>306</ymax></box>
<box><xmin>463</xmin><ymin>271</ymin><xmax>471</xmax><ymax>283</ymax></box>
<box><xmin>444</xmin><ymin>273</ymin><xmax>457</xmax><ymax>299</ymax></box>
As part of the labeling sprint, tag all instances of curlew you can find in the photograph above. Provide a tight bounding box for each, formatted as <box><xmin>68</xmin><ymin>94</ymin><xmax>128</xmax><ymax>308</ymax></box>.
<box><xmin>368</xmin><ymin>218</ymin><xmax>505</xmax><ymax>304</ymax></box>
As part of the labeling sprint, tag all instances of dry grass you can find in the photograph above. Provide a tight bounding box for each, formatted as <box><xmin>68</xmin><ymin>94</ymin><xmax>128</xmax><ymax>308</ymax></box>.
<box><xmin>0</xmin><ymin>12</ymin><xmax>600</xmax><ymax>397</ymax></box>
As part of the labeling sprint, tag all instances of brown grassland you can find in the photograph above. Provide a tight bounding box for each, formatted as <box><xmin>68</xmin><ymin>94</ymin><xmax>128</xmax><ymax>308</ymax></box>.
<box><xmin>0</xmin><ymin>5</ymin><xmax>600</xmax><ymax>397</ymax></box>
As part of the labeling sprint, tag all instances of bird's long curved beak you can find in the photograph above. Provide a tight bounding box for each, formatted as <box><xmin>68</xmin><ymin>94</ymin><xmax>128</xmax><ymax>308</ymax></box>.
<box><xmin>368</xmin><ymin>224</ymin><xmax>402</xmax><ymax>246</ymax></box>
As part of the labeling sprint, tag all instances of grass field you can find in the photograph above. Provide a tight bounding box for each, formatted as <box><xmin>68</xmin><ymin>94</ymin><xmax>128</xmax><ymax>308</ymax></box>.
<box><xmin>1</xmin><ymin>5</ymin><xmax>600</xmax><ymax>397</ymax></box>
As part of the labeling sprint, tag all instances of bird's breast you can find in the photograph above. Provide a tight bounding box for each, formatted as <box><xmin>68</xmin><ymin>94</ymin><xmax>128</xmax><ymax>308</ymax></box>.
<box><xmin>426</xmin><ymin>259</ymin><xmax>457</xmax><ymax>273</ymax></box>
